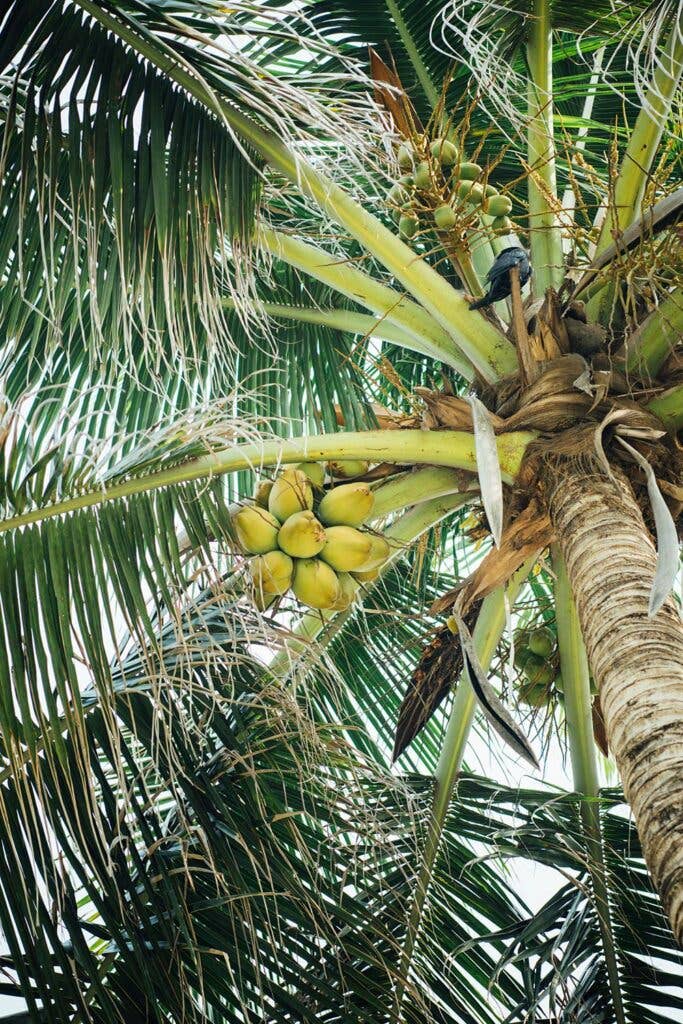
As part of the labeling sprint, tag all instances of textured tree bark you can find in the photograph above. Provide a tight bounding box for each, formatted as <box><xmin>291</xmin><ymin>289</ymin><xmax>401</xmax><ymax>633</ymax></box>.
<box><xmin>544</xmin><ymin>461</ymin><xmax>683</xmax><ymax>943</ymax></box>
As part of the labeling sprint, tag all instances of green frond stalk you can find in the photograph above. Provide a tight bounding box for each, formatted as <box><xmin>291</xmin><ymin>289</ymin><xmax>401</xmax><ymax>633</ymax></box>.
<box><xmin>593</xmin><ymin>16</ymin><xmax>683</xmax><ymax>257</ymax></box>
<box><xmin>0</xmin><ymin>429</ymin><xmax>536</xmax><ymax>533</ymax></box>
<box><xmin>75</xmin><ymin>0</ymin><xmax>517</xmax><ymax>384</ymax></box>
<box><xmin>222</xmin><ymin>297</ymin><xmax>422</xmax><ymax>351</ymax></box>
<box><xmin>526</xmin><ymin>0</ymin><xmax>564</xmax><ymax>292</ymax></box>
<box><xmin>370</xmin><ymin>466</ymin><xmax>472</xmax><ymax>517</ymax></box>
<box><xmin>622</xmin><ymin>288</ymin><xmax>683</xmax><ymax>378</ymax></box>
<box><xmin>395</xmin><ymin>556</ymin><xmax>537</xmax><ymax>1017</ymax></box>
<box><xmin>647</xmin><ymin>382</ymin><xmax>683</xmax><ymax>431</ymax></box>
<box><xmin>259</xmin><ymin>228</ymin><xmax>475</xmax><ymax>378</ymax></box>
<box><xmin>553</xmin><ymin>548</ymin><xmax>626</xmax><ymax>1024</ymax></box>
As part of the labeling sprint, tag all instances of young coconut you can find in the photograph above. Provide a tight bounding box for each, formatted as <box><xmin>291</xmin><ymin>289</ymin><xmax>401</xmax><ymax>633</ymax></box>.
<box><xmin>458</xmin><ymin>161</ymin><xmax>482</xmax><ymax>180</ymax></box>
<box><xmin>327</xmin><ymin>459</ymin><xmax>369</xmax><ymax>479</ymax></box>
<box><xmin>329</xmin><ymin>572</ymin><xmax>360</xmax><ymax>612</ymax></box>
<box><xmin>486</xmin><ymin>193</ymin><xmax>513</xmax><ymax>218</ymax></box>
<box><xmin>318</xmin><ymin>482</ymin><xmax>375</xmax><ymax>527</ymax></box>
<box><xmin>434</xmin><ymin>204</ymin><xmax>457</xmax><ymax>230</ymax></box>
<box><xmin>413</xmin><ymin>161</ymin><xmax>431</xmax><ymax>190</ymax></box>
<box><xmin>524</xmin><ymin>658</ymin><xmax>555</xmax><ymax>688</ymax></box>
<box><xmin>518</xmin><ymin>679</ymin><xmax>551</xmax><ymax>708</ymax></box>
<box><xmin>268</xmin><ymin>468</ymin><xmax>313</xmax><ymax>523</ymax></box>
<box><xmin>430</xmin><ymin>138</ymin><xmax>458</xmax><ymax>166</ymax></box>
<box><xmin>491</xmin><ymin>215</ymin><xmax>513</xmax><ymax>235</ymax></box>
<box><xmin>399</xmin><ymin>213</ymin><xmax>419</xmax><ymax>239</ymax></box>
<box><xmin>253</xmin><ymin>480</ymin><xmax>274</xmax><ymax>509</ymax></box>
<box><xmin>292</xmin><ymin>558</ymin><xmax>341</xmax><ymax>610</ymax></box>
<box><xmin>397</xmin><ymin>143</ymin><xmax>414</xmax><ymax>171</ymax></box>
<box><xmin>320</xmin><ymin>525</ymin><xmax>373</xmax><ymax>572</ymax></box>
<box><xmin>250</xmin><ymin>550</ymin><xmax>294</xmax><ymax>597</ymax></box>
<box><xmin>232</xmin><ymin>505</ymin><xmax>280</xmax><ymax>555</ymax></box>
<box><xmin>352</xmin><ymin>566</ymin><xmax>380</xmax><ymax>582</ymax></box>
<box><xmin>357</xmin><ymin>534</ymin><xmax>391</xmax><ymax>571</ymax></box>
<box><xmin>295</xmin><ymin>462</ymin><xmax>326</xmax><ymax>488</ymax></box>
<box><xmin>528</xmin><ymin>626</ymin><xmax>555</xmax><ymax>658</ymax></box>
<box><xmin>277</xmin><ymin>510</ymin><xmax>326</xmax><ymax>559</ymax></box>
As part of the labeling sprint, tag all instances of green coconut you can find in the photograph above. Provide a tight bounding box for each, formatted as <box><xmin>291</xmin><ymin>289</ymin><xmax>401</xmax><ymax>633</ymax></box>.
<box><xmin>486</xmin><ymin>193</ymin><xmax>513</xmax><ymax>218</ymax></box>
<box><xmin>458</xmin><ymin>162</ymin><xmax>482</xmax><ymax>180</ymax></box>
<box><xmin>399</xmin><ymin>213</ymin><xmax>419</xmax><ymax>239</ymax></box>
<box><xmin>434</xmin><ymin>204</ymin><xmax>457</xmax><ymax>230</ymax></box>
<box><xmin>528</xmin><ymin>626</ymin><xmax>555</xmax><ymax>658</ymax></box>
<box><xmin>430</xmin><ymin>138</ymin><xmax>458</xmax><ymax>166</ymax></box>
<box><xmin>413</xmin><ymin>161</ymin><xmax>431</xmax><ymax>190</ymax></box>
<box><xmin>397</xmin><ymin>143</ymin><xmax>414</xmax><ymax>171</ymax></box>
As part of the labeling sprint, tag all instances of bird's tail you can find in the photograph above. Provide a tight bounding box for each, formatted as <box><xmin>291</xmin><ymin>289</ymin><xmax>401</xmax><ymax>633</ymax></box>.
<box><xmin>468</xmin><ymin>294</ymin><xmax>491</xmax><ymax>311</ymax></box>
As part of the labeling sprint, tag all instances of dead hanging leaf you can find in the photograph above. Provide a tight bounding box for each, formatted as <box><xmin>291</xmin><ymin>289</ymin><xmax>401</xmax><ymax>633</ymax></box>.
<box><xmin>530</xmin><ymin>288</ymin><xmax>569</xmax><ymax>362</ymax></box>
<box><xmin>616</xmin><ymin>436</ymin><xmax>679</xmax><ymax>616</ymax></box>
<box><xmin>369</xmin><ymin>48</ymin><xmax>421</xmax><ymax>137</ymax></box>
<box><xmin>393</xmin><ymin>611</ymin><xmax>476</xmax><ymax>761</ymax></box>
<box><xmin>430</xmin><ymin>500</ymin><xmax>553</xmax><ymax>617</ymax></box>
<box><xmin>454</xmin><ymin>612</ymin><xmax>539</xmax><ymax>769</ymax></box>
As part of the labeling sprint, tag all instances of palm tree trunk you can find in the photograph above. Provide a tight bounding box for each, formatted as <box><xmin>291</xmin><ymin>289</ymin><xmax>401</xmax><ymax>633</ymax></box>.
<box><xmin>544</xmin><ymin>462</ymin><xmax>683</xmax><ymax>943</ymax></box>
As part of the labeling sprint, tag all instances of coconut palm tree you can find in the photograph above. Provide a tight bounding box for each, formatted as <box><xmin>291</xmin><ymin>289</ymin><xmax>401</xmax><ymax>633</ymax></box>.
<box><xmin>0</xmin><ymin>1</ymin><xmax>681</xmax><ymax>1021</ymax></box>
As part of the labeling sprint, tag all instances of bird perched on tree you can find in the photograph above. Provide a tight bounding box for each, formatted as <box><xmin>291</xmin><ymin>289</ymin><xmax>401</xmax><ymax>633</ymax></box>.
<box><xmin>468</xmin><ymin>246</ymin><xmax>531</xmax><ymax>310</ymax></box>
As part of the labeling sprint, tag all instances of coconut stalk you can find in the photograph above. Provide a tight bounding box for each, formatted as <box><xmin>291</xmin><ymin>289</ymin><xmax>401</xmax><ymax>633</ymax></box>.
<box><xmin>593</xmin><ymin>17</ymin><xmax>683</xmax><ymax>256</ymax></box>
<box><xmin>587</xmin><ymin>16</ymin><xmax>683</xmax><ymax>321</ymax></box>
<box><xmin>0</xmin><ymin>429</ymin><xmax>535</xmax><ymax>533</ymax></box>
<box><xmin>552</xmin><ymin>547</ymin><xmax>627</xmax><ymax>1023</ymax></box>
<box><xmin>545</xmin><ymin>462</ymin><xmax>683</xmax><ymax>943</ymax></box>
<box><xmin>394</xmin><ymin>556</ymin><xmax>538</xmax><ymax>1018</ymax></box>
<box><xmin>221</xmin><ymin>297</ymin><xmax>426</xmax><ymax>353</ymax></box>
<box><xmin>74</xmin><ymin>1</ymin><xmax>517</xmax><ymax>385</ymax></box>
<box><xmin>259</xmin><ymin>228</ymin><xmax>475</xmax><ymax>378</ymax></box>
<box><xmin>525</xmin><ymin>0</ymin><xmax>564</xmax><ymax>293</ymax></box>
<box><xmin>621</xmin><ymin>288</ymin><xmax>683</xmax><ymax>379</ymax></box>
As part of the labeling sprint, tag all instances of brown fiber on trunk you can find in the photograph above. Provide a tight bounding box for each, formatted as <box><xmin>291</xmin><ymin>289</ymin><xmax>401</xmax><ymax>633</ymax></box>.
<box><xmin>544</xmin><ymin>460</ymin><xmax>683</xmax><ymax>943</ymax></box>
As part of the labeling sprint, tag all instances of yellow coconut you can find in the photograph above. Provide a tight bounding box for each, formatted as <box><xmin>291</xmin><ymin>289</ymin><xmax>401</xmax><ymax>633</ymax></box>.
<box><xmin>329</xmin><ymin>572</ymin><xmax>360</xmax><ymax>611</ymax></box>
<box><xmin>320</xmin><ymin>525</ymin><xmax>373</xmax><ymax>572</ymax></box>
<box><xmin>277</xmin><ymin>510</ymin><xmax>326</xmax><ymax>558</ymax></box>
<box><xmin>253</xmin><ymin>480</ymin><xmax>274</xmax><ymax>509</ymax></box>
<box><xmin>352</xmin><ymin>566</ymin><xmax>379</xmax><ymax>583</ymax></box>
<box><xmin>250</xmin><ymin>550</ymin><xmax>294</xmax><ymax>597</ymax></box>
<box><xmin>292</xmin><ymin>558</ymin><xmax>341</xmax><ymax>610</ymax></box>
<box><xmin>295</xmin><ymin>462</ymin><xmax>326</xmax><ymax>487</ymax></box>
<box><xmin>357</xmin><ymin>534</ymin><xmax>391</xmax><ymax>571</ymax></box>
<box><xmin>268</xmin><ymin>468</ymin><xmax>313</xmax><ymax>523</ymax></box>
<box><xmin>317</xmin><ymin>482</ymin><xmax>375</xmax><ymax>527</ymax></box>
<box><xmin>232</xmin><ymin>505</ymin><xmax>280</xmax><ymax>554</ymax></box>
<box><xmin>327</xmin><ymin>459</ymin><xmax>369</xmax><ymax>479</ymax></box>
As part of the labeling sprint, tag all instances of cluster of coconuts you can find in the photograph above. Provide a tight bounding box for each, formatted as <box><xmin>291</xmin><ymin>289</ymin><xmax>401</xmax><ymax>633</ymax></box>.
<box><xmin>387</xmin><ymin>135</ymin><xmax>514</xmax><ymax>241</ymax></box>
<box><xmin>513</xmin><ymin>626</ymin><xmax>561</xmax><ymax>707</ymax></box>
<box><xmin>232</xmin><ymin>461</ymin><xmax>391</xmax><ymax>612</ymax></box>
<box><xmin>514</xmin><ymin>625</ymin><xmax>599</xmax><ymax>707</ymax></box>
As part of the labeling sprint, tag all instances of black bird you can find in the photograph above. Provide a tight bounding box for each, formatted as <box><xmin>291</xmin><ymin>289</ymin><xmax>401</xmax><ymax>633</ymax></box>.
<box><xmin>468</xmin><ymin>246</ymin><xmax>531</xmax><ymax>310</ymax></box>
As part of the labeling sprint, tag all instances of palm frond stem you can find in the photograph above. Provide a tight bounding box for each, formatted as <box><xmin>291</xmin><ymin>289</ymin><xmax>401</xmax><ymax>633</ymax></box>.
<box><xmin>0</xmin><ymin>429</ymin><xmax>535</xmax><ymax>533</ymax></box>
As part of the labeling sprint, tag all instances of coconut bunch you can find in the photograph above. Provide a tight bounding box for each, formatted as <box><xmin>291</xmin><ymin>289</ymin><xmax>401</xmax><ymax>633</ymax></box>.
<box><xmin>232</xmin><ymin>462</ymin><xmax>391</xmax><ymax>612</ymax></box>
<box><xmin>513</xmin><ymin>626</ymin><xmax>562</xmax><ymax>707</ymax></box>
<box><xmin>387</xmin><ymin>133</ymin><xmax>514</xmax><ymax>241</ymax></box>
<box><xmin>514</xmin><ymin>624</ymin><xmax>601</xmax><ymax>708</ymax></box>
